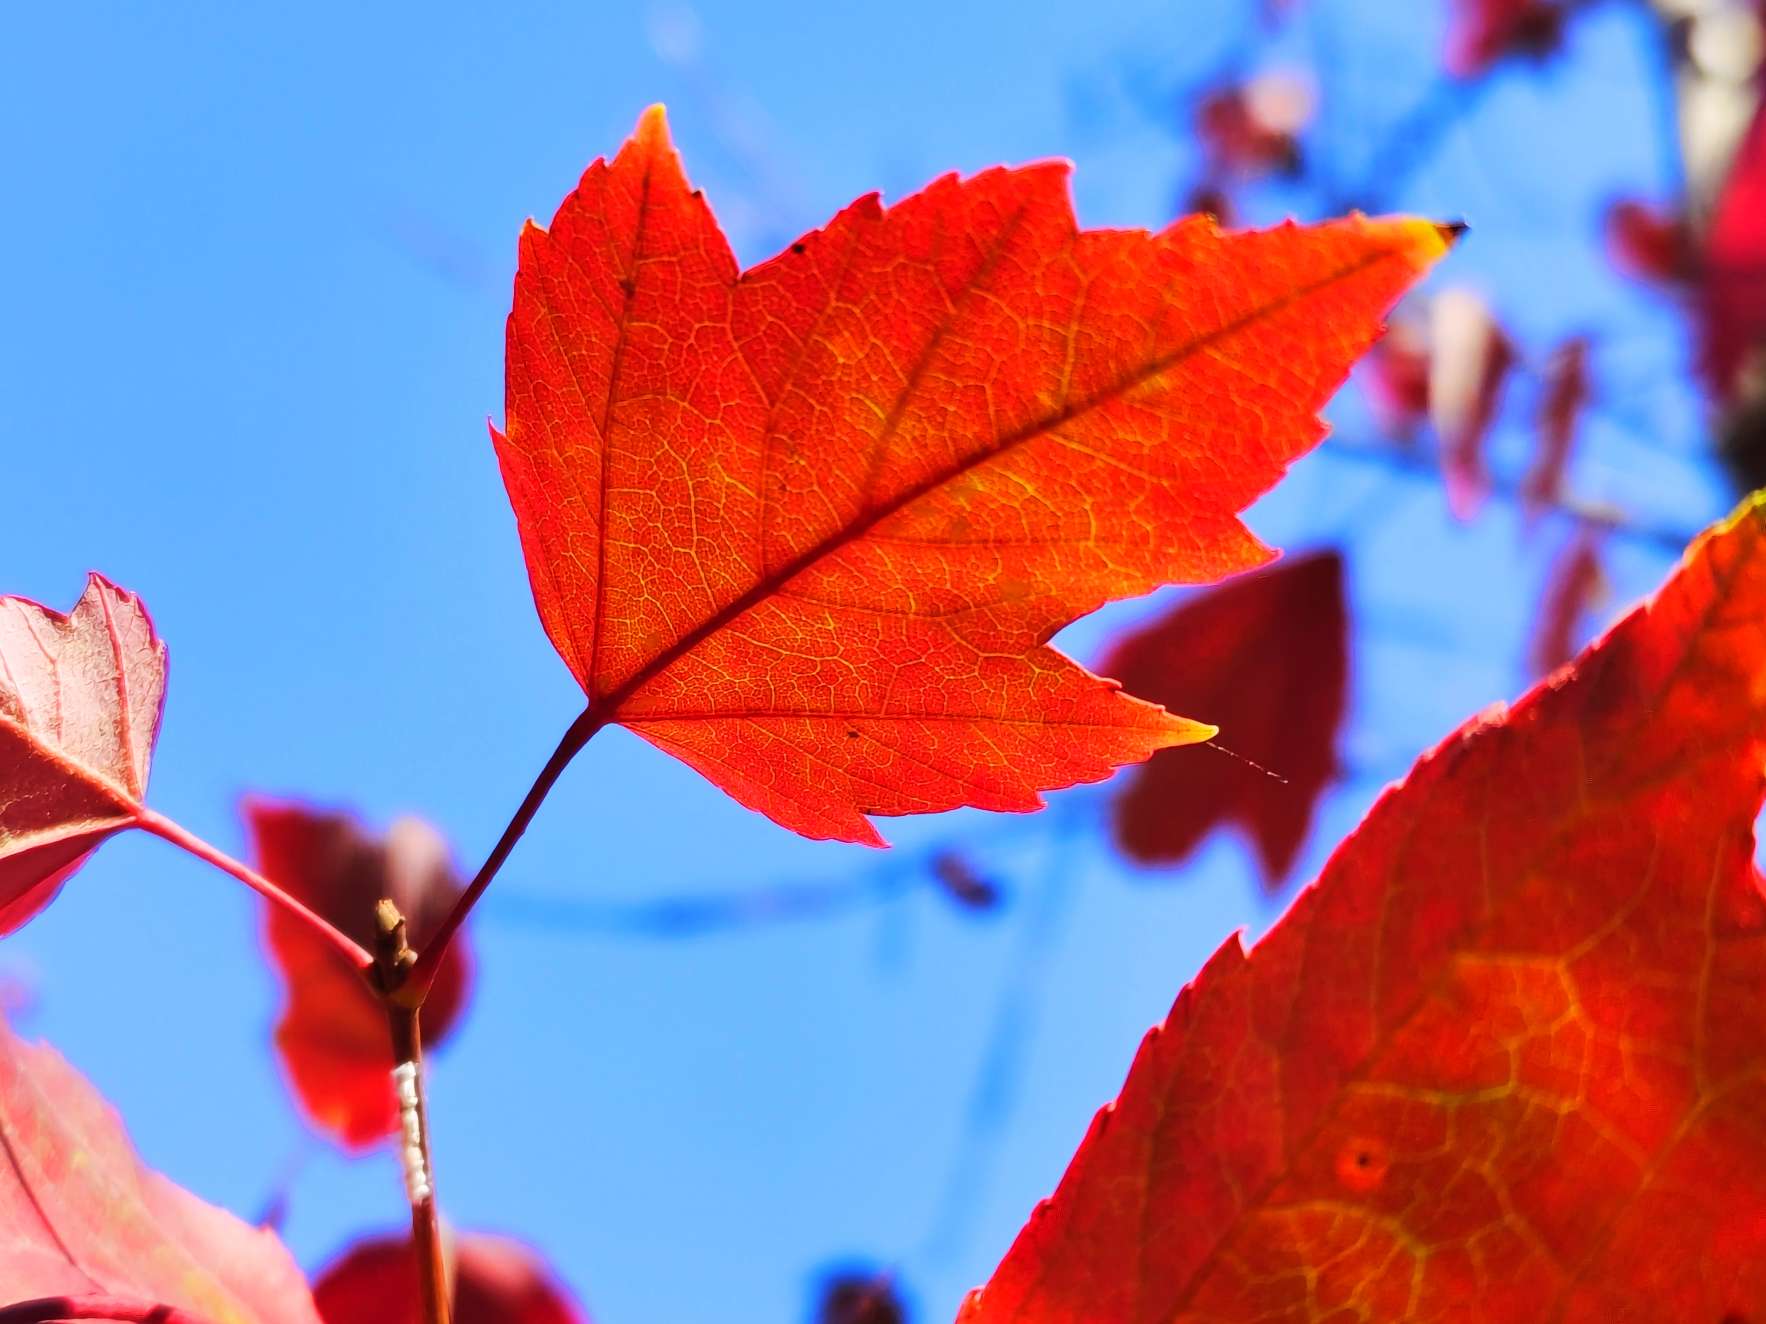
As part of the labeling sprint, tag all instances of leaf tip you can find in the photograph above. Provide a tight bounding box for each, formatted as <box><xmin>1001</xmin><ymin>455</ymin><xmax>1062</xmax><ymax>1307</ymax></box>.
<box><xmin>636</xmin><ymin>102</ymin><xmax>671</xmax><ymax>147</ymax></box>
<box><xmin>1164</xmin><ymin>715</ymin><xmax>1219</xmax><ymax>749</ymax></box>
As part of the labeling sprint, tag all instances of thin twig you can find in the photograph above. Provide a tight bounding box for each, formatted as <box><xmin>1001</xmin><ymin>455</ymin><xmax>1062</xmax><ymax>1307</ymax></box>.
<box><xmin>1331</xmin><ymin>74</ymin><xmax>1492</xmax><ymax>213</ymax></box>
<box><xmin>134</xmin><ymin>809</ymin><xmax>371</xmax><ymax>970</ymax></box>
<box><xmin>1318</xmin><ymin>433</ymin><xmax>1697</xmax><ymax>552</ymax></box>
<box><xmin>377</xmin><ymin>902</ymin><xmax>451</xmax><ymax>1324</ymax></box>
<box><xmin>408</xmin><ymin>706</ymin><xmax>606</xmax><ymax>994</ymax></box>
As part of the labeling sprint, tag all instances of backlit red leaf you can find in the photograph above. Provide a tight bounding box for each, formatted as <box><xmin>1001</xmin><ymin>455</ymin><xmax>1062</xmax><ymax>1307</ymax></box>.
<box><xmin>1102</xmin><ymin>550</ymin><xmax>1347</xmax><ymax>886</ymax></box>
<box><xmin>961</xmin><ymin>495</ymin><xmax>1766</xmax><ymax>1321</ymax></box>
<box><xmin>0</xmin><ymin>1019</ymin><xmax>319</xmax><ymax>1324</ymax></box>
<box><xmin>496</xmin><ymin>107</ymin><xmax>1449</xmax><ymax>844</ymax></box>
<box><xmin>1702</xmin><ymin>101</ymin><xmax>1766</xmax><ymax>405</ymax></box>
<box><xmin>245</xmin><ymin>799</ymin><xmax>472</xmax><ymax>1151</ymax></box>
<box><xmin>0</xmin><ymin>575</ymin><xmax>165</xmax><ymax>932</ymax></box>
<box><xmin>312</xmin><ymin>1232</ymin><xmax>585</xmax><ymax>1324</ymax></box>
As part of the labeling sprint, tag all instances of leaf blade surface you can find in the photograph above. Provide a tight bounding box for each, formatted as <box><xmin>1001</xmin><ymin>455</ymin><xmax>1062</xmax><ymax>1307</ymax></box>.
<box><xmin>961</xmin><ymin>496</ymin><xmax>1766</xmax><ymax>1322</ymax></box>
<box><xmin>0</xmin><ymin>1021</ymin><xmax>319</xmax><ymax>1324</ymax></box>
<box><xmin>498</xmin><ymin>108</ymin><xmax>1450</xmax><ymax>843</ymax></box>
<box><xmin>0</xmin><ymin>575</ymin><xmax>165</xmax><ymax>930</ymax></box>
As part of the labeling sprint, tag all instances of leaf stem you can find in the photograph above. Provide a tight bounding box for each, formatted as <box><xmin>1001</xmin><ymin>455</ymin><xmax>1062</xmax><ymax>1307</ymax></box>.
<box><xmin>135</xmin><ymin>809</ymin><xmax>372</xmax><ymax>970</ymax></box>
<box><xmin>406</xmin><ymin>706</ymin><xmax>605</xmax><ymax>994</ymax></box>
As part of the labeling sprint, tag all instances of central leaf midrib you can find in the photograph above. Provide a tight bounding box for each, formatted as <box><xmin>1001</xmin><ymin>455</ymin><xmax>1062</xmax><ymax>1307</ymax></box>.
<box><xmin>0</xmin><ymin>712</ymin><xmax>142</xmax><ymax>826</ymax></box>
<box><xmin>592</xmin><ymin>240</ymin><xmax>1409</xmax><ymax>723</ymax></box>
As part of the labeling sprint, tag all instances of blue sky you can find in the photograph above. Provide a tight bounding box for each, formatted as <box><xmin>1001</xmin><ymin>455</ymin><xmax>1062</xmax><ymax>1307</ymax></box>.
<box><xmin>0</xmin><ymin>2</ymin><xmax>1729</xmax><ymax>1321</ymax></box>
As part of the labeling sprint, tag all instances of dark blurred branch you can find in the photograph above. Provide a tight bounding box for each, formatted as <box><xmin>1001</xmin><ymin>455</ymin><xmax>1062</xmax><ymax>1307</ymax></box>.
<box><xmin>483</xmin><ymin>798</ymin><xmax>1110</xmax><ymax>939</ymax></box>
<box><xmin>1319</xmin><ymin>433</ymin><xmax>1697</xmax><ymax>552</ymax></box>
<box><xmin>1332</xmin><ymin>74</ymin><xmax>1492</xmax><ymax>213</ymax></box>
<box><xmin>915</xmin><ymin>826</ymin><xmax>1085</xmax><ymax>1267</ymax></box>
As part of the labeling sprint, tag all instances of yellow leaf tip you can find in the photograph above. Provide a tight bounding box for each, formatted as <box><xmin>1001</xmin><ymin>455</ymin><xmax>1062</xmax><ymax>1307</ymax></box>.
<box><xmin>1167</xmin><ymin>717</ymin><xmax>1218</xmax><ymax>748</ymax></box>
<box><xmin>637</xmin><ymin>103</ymin><xmax>670</xmax><ymax>143</ymax></box>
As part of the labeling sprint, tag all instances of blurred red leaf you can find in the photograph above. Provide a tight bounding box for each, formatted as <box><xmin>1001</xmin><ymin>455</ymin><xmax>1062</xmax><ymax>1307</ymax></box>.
<box><xmin>1360</xmin><ymin>314</ymin><xmax>1431</xmax><ymax>438</ymax></box>
<box><xmin>0</xmin><ymin>1019</ymin><xmax>319</xmax><ymax>1323</ymax></box>
<box><xmin>1521</xmin><ymin>335</ymin><xmax>1590</xmax><ymax>519</ymax></box>
<box><xmin>815</xmin><ymin>1269</ymin><xmax>906</xmax><ymax>1324</ymax></box>
<box><xmin>1528</xmin><ymin>527</ymin><xmax>1605</xmax><ymax>677</ymax></box>
<box><xmin>1444</xmin><ymin>0</ymin><xmax>1567</xmax><ymax>77</ymax></box>
<box><xmin>1101</xmin><ymin>551</ymin><xmax>1347</xmax><ymax>886</ymax></box>
<box><xmin>313</xmin><ymin>1232</ymin><xmax>586</xmax><ymax>1324</ymax></box>
<box><xmin>1604</xmin><ymin>198</ymin><xmax>1693</xmax><ymax>286</ymax></box>
<box><xmin>1195</xmin><ymin>73</ymin><xmax>1312</xmax><ymax>178</ymax></box>
<box><xmin>961</xmin><ymin>496</ymin><xmax>1766</xmax><ymax>1322</ymax></box>
<box><xmin>246</xmin><ymin>799</ymin><xmax>472</xmax><ymax>1151</ymax></box>
<box><xmin>496</xmin><ymin>107</ymin><xmax>1449</xmax><ymax>845</ymax></box>
<box><xmin>0</xmin><ymin>575</ymin><xmax>165</xmax><ymax>933</ymax></box>
<box><xmin>1429</xmin><ymin>288</ymin><xmax>1513</xmax><ymax>519</ymax></box>
<box><xmin>1702</xmin><ymin>101</ymin><xmax>1766</xmax><ymax>405</ymax></box>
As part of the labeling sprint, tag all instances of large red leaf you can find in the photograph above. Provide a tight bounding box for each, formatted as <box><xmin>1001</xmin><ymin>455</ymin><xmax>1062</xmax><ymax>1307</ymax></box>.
<box><xmin>0</xmin><ymin>575</ymin><xmax>165</xmax><ymax>932</ymax></box>
<box><xmin>246</xmin><ymin>799</ymin><xmax>472</xmax><ymax>1151</ymax></box>
<box><xmin>1102</xmin><ymin>550</ymin><xmax>1347</xmax><ymax>886</ymax></box>
<box><xmin>960</xmin><ymin>495</ymin><xmax>1766</xmax><ymax>1321</ymax></box>
<box><xmin>0</xmin><ymin>1019</ymin><xmax>319</xmax><ymax>1324</ymax></box>
<box><xmin>312</xmin><ymin>1232</ymin><xmax>585</xmax><ymax>1324</ymax></box>
<box><xmin>496</xmin><ymin>107</ymin><xmax>1450</xmax><ymax>845</ymax></box>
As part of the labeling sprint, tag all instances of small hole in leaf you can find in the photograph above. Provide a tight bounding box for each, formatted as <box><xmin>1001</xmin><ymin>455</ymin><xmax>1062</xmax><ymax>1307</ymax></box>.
<box><xmin>1334</xmin><ymin>1135</ymin><xmax>1389</xmax><ymax>1193</ymax></box>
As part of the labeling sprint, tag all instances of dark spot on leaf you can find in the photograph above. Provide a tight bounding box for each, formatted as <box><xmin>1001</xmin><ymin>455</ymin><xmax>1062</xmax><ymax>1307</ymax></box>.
<box><xmin>619</xmin><ymin>276</ymin><xmax>636</xmax><ymax>297</ymax></box>
<box><xmin>792</xmin><ymin>241</ymin><xmax>807</xmax><ymax>255</ymax></box>
<box><xmin>847</xmin><ymin>728</ymin><xmax>860</xmax><ymax>739</ymax></box>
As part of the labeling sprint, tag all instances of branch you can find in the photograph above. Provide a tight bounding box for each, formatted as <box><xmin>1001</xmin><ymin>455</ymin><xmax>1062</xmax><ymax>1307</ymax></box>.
<box><xmin>1318</xmin><ymin>433</ymin><xmax>1697</xmax><ymax>553</ymax></box>
<box><xmin>407</xmin><ymin>706</ymin><xmax>606</xmax><ymax>995</ymax></box>
<box><xmin>135</xmin><ymin>809</ymin><xmax>371</xmax><ymax>970</ymax></box>
<box><xmin>376</xmin><ymin>902</ymin><xmax>452</xmax><ymax>1324</ymax></box>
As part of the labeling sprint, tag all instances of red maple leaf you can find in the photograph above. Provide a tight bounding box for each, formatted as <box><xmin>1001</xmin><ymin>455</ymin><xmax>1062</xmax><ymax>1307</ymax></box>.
<box><xmin>246</xmin><ymin>799</ymin><xmax>473</xmax><ymax>1150</ymax></box>
<box><xmin>494</xmin><ymin>107</ymin><xmax>1450</xmax><ymax>846</ymax></box>
<box><xmin>962</xmin><ymin>495</ymin><xmax>1766</xmax><ymax>1321</ymax></box>
<box><xmin>0</xmin><ymin>575</ymin><xmax>165</xmax><ymax>932</ymax></box>
<box><xmin>1101</xmin><ymin>550</ymin><xmax>1347</xmax><ymax>886</ymax></box>
<box><xmin>313</xmin><ymin>1232</ymin><xmax>585</xmax><ymax>1324</ymax></box>
<box><xmin>0</xmin><ymin>1019</ymin><xmax>319</xmax><ymax>1324</ymax></box>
